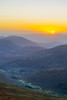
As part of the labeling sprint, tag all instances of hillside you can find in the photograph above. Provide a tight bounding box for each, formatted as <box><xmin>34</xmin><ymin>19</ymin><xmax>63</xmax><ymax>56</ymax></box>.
<box><xmin>0</xmin><ymin>82</ymin><xmax>66</xmax><ymax>100</ymax></box>
<box><xmin>1</xmin><ymin>44</ymin><xmax>67</xmax><ymax>70</ymax></box>
<box><xmin>25</xmin><ymin>69</ymin><xmax>67</xmax><ymax>95</ymax></box>
<box><xmin>0</xmin><ymin>38</ymin><xmax>19</xmax><ymax>52</ymax></box>
<box><xmin>0</xmin><ymin>36</ymin><xmax>44</xmax><ymax>63</ymax></box>
<box><xmin>5</xmin><ymin>36</ymin><xmax>40</xmax><ymax>47</ymax></box>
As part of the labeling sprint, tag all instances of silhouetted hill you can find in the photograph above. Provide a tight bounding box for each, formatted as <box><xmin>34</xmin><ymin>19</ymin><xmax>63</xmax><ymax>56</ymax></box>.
<box><xmin>5</xmin><ymin>36</ymin><xmax>40</xmax><ymax>47</ymax></box>
<box><xmin>0</xmin><ymin>82</ymin><xmax>65</xmax><ymax>100</ymax></box>
<box><xmin>0</xmin><ymin>36</ymin><xmax>44</xmax><ymax>61</ymax></box>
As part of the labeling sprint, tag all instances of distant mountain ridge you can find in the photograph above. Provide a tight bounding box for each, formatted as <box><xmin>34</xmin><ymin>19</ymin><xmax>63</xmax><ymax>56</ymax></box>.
<box><xmin>4</xmin><ymin>35</ymin><xmax>40</xmax><ymax>47</ymax></box>
<box><xmin>0</xmin><ymin>38</ymin><xmax>18</xmax><ymax>52</ymax></box>
<box><xmin>0</xmin><ymin>36</ymin><xmax>44</xmax><ymax>61</ymax></box>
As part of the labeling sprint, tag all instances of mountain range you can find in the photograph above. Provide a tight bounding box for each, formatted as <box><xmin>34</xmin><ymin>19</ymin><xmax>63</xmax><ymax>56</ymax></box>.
<box><xmin>0</xmin><ymin>36</ymin><xmax>44</xmax><ymax>62</ymax></box>
<box><xmin>2</xmin><ymin>44</ymin><xmax>67</xmax><ymax>70</ymax></box>
<box><xmin>0</xmin><ymin>35</ymin><xmax>67</xmax><ymax>99</ymax></box>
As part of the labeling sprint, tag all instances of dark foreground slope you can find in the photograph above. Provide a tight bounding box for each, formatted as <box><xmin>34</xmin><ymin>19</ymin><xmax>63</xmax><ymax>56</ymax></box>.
<box><xmin>0</xmin><ymin>82</ymin><xmax>66</xmax><ymax>100</ymax></box>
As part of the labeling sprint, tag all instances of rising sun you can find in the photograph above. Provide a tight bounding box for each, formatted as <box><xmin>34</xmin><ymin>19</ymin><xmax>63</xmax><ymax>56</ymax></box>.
<box><xmin>51</xmin><ymin>31</ymin><xmax>55</xmax><ymax>34</ymax></box>
<box><xmin>48</xmin><ymin>30</ymin><xmax>56</xmax><ymax>35</ymax></box>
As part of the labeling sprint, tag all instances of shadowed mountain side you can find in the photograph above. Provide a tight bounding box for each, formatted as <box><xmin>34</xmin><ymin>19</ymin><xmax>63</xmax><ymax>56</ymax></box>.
<box><xmin>1</xmin><ymin>44</ymin><xmax>67</xmax><ymax>70</ymax></box>
<box><xmin>10</xmin><ymin>46</ymin><xmax>44</xmax><ymax>56</ymax></box>
<box><xmin>0</xmin><ymin>39</ymin><xmax>19</xmax><ymax>52</ymax></box>
<box><xmin>25</xmin><ymin>69</ymin><xmax>67</xmax><ymax>95</ymax></box>
<box><xmin>0</xmin><ymin>82</ymin><xmax>66</xmax><ymax>100</ymax></box>
<box><xmin>0</xmin><ymin>71</ymin><xmax>9</xmax><ymax>83</ymax></box>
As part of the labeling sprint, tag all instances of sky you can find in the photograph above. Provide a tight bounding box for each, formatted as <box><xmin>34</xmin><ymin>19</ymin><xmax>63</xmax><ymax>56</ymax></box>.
<box><xmin>0</xmin><ymin>0</ymin><xmax>67</xmax><ymax>34</ymax></box>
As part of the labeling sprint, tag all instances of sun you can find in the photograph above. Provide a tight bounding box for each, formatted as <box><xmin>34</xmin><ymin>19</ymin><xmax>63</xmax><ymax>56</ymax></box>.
<box><xmin>51</xmin><ymin>31</ymin><xmax>55</xmax><ymax>34</ymax></box>
<box><xmin>48</xmin><ymin>30</ymin><xmax>56</xmax><ymax>35</ymax></box>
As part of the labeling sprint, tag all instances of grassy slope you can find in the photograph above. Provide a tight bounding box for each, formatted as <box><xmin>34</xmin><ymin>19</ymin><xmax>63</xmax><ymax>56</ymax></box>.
<box><xmin>0</xmin><ymin>82</ymin><xmax>66</xmax><ymax>100</ymax></box>
<box><xmin>25</xmin><ymin>69</ymin><xmax>67</xmax><ymax>95</ymax></box>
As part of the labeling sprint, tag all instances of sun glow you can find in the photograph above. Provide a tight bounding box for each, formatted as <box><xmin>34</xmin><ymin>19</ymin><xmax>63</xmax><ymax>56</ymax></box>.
<box><xmin>51</xmin><ymin>31</ymin><xmax>55</xmax><ymax>34</ymax></box>
<box><xmin>0</xmin><ymin>20</ymin><xmax>67</xmax><ymax>34</ymax></box>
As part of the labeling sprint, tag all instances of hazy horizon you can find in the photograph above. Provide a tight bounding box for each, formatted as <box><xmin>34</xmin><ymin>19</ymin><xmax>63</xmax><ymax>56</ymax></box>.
<box><xmin>0</xmin><ymin>0</ymin><xmax>67</xmax><ymax>34</ymax></box>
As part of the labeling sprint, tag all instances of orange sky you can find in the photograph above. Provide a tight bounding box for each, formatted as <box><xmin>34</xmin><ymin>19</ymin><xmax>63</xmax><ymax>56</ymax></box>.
<box><xmin>0</xmin><ymin>0</ymin><xmax>67</xmax><ymax>34</ymax></box>
<box><xmin>0</xmin><ymin>20</ymin><xmax>67</xmax><ymax>34</ymax></box>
